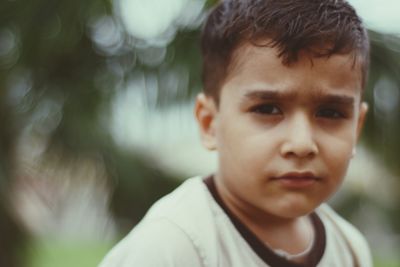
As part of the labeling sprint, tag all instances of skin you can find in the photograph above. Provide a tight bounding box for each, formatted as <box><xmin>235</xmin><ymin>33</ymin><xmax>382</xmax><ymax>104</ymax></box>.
<box><xmin>195</xmin><ymin>43</ymin><xmax>368</xmax><ymax>256</ymax></box>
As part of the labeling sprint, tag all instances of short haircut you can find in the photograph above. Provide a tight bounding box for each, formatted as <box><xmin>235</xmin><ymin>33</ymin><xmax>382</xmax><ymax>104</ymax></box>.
<box><xmin>201</xmin><ymin>0</ymin><xmax>370</xmax><ymax>101</ymax></box>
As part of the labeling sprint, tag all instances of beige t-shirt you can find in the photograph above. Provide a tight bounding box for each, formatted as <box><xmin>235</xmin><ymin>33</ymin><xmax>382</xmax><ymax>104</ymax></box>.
<box><xmin>99</xmin><ymin>176</ymin><xmax>372</xmax><ymax>267</ymax></box>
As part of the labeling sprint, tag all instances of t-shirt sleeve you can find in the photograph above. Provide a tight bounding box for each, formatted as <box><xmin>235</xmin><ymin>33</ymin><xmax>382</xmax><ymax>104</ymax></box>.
<box><xmin>98</xmin><ymin>218</ymin><xmax>204</xmax><ymax>267</ymax></box>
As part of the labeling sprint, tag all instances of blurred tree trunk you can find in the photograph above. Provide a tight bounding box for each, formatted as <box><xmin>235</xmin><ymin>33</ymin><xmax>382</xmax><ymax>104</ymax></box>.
<box><xmin>0</xmin><ymin>99</ymin><xmax>26</xmax><ymax>267</ymax></box>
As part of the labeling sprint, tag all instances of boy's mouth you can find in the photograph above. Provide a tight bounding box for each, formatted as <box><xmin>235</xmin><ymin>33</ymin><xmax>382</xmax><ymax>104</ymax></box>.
<box><xmin>271</xmin><ymin>171</ymin><xmax>321</xmax><ymax>188</ymax></box>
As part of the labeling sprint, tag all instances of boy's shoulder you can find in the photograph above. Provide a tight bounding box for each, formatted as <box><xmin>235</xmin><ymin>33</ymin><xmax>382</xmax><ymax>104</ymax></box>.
<box><xmin>315</xmin><ymin>204</ymin><xmax>373</xmax><ymax>267</ymax></box>
<box><xmin>316</xmin><ymin>204</ymin><xmax>368</xmax><ymax>246</ymax></box>
<box><xmin>142</xmin><ymin>176</ymin><xmax>223</xmax><ymax>234</ymax></box>
<box><xmin>100</xmin><ymin>219</ymin><xmax>201</xmax><ymax>267</ymax></box>
<box><xmin>144</xmin><ymin>176</ymin><xmax>212</xmax><ymax>221</ymax></box>
<box><xmin>99</xmin><ymin>217</ymin><xmax>204</xmax><ymax>267</ymax></box>
<box><xmin>99</xmin><ymin>176</ymin><xmax>220</xmax><ymax>267</ymax></box>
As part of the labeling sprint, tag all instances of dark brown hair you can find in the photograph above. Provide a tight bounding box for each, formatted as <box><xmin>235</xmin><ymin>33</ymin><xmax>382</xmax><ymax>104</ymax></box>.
<box><xmin>201</xmin><ymin>0</ymin><xmax>370</xmax><ymax>101</ymax></box>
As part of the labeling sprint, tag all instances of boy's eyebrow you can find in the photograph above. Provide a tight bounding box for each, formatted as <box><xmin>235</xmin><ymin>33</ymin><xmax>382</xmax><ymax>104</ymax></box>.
<box><xmin>242</xmin><ymin>89</ymin><xmax>355</xmax><ymax>106</ymax></box>
<box><xmin>243</xmin><ymin>90</ymin><xmax>296</xmax><ymax>101</ymax></box>
<box><xmin>314</xmin><ymin>94</ymin><xmax>355</xmax><ymax>105</ymax></box>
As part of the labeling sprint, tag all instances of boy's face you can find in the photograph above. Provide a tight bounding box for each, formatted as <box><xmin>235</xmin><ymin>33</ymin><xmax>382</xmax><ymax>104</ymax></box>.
<box><xmin>195</xmin><ymin>43</ymin><xmax>368</xmax><ymax>220</ymax></box>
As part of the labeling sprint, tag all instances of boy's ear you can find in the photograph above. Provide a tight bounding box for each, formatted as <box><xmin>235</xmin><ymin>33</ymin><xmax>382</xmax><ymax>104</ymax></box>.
<box><xmin>195</xmin><ymin>93</ymin><xmax>218</xmax><ymax>150</ymax></box>
<box><xmin>352</xmin><ymin>102</ymin><xmax>368</xmax><ymax>158</ymax></box>
<box><xmin>356</xmin><ymin>102</ymin><xmax>369</xmax><ymax>141</ymax></box>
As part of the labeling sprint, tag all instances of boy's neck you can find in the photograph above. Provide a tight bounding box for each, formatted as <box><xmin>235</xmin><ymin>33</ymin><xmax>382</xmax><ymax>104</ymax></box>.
<box><xmin>243</xmin><ymin>212</ymin><xmax>314</xmax><ymax>260</ymax></box>
<box><xmin>214</xmin><ymin>175</ymin><xmax>315</xmax><ymax>259</ymax></box>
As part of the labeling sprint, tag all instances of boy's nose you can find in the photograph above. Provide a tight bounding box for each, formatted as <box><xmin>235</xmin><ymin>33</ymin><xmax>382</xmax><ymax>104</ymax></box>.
<box><xmin>280</xmin><ymin>114</ymin><xmax>318</xmax><ymax>159</ymax></box>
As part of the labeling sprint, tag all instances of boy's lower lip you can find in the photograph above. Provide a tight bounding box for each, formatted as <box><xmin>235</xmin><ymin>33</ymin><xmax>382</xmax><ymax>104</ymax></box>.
<box><xmin>271</xmin><ymin>176</ymin><xmax>319</xmax><ymax>188</ymax></box>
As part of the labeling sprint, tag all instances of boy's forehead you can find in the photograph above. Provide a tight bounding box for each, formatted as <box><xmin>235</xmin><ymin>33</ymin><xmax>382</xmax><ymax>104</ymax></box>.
<box><xmin>221</xmin><ymin>41</ymin><xmax>364</xmax><ymax>100</ymax></box>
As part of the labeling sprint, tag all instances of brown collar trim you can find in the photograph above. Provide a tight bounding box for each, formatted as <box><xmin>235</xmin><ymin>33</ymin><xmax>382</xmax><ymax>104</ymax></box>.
<box><xmin>204</xmin><ymin>176</ymin><xmax>326</xmax><ymax>267</ymax></box>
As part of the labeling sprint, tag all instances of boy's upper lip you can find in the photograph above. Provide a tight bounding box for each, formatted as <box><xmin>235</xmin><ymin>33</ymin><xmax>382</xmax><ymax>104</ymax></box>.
<box><xmin>272</xmin><ymin>171</ymin><xmax>321</xmax><ymax>180</ymax></box>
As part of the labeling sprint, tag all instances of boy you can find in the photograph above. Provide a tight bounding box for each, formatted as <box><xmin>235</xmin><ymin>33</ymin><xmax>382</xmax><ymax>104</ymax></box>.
<box><xmin>100</xmin><ymin>0</ymin><xmax>372</xmax><ymax>266</ymax></box>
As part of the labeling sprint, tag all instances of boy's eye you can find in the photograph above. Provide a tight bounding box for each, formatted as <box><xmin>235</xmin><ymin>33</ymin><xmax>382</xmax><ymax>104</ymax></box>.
<box><xmin>250</xmin><ymin>104</ymin><xmax>282</xmax><ymax>115</ymax></box>
<box><xmin>316</xmin><ymin>108</ymin><xmax>345</xmax><ymax>119</ymax></box>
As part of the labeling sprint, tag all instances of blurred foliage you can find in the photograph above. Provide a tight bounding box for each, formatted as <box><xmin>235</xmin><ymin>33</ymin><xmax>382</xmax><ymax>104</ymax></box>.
<box><xmin>0</xmin><ymin>0</ymin><xmax>400</xmax><ymax>266</ymax></box>
<box><xmin>365</xmin><ymin>32</ymin><xmax>400</xmax><ymax>174</ymax></box>
<box><xmin>363</xmin><ymin>32</ymin><xmax>400</xmax><ymax>236</ymax></box>
<box><xmin>103</xmin><ymin>145</ymin><xmax>181</xmax><ymax>229</ymax></box>
<box><xmin>26</xmin><ymin>239</ymin><xmax>115</xmax><ymax>267</ymax></box>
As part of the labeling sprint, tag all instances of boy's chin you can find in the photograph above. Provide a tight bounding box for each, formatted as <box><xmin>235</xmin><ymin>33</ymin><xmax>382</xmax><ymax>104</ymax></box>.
<box><xmin>265</xmin><ymin>202</ymin><xmax>322</xmax><ymax>220</ymax></box>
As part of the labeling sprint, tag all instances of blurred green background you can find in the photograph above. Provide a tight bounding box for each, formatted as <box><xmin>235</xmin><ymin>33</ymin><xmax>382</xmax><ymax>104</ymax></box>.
<box><xmin>0</xmin><ymin>0</ymin><xmax>399</xmax><ymax>266</ymax></box>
